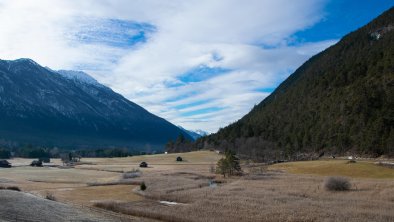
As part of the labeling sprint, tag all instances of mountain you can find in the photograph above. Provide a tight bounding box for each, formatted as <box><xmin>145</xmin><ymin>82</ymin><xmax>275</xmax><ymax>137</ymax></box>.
<box><xmin>194</xmin><ymin>129</ymin><xmax>208</xmax><ymax>137</ymax></box>
<box><xmin>0</xmin><ymin>58</ymin><xmax>192</xmax><ymax>150</ymax></box>
<box><xmin>56</xmin><ymin>70</ymin><xmax>102</xmax><ymax>86</ymax></box>
<box><xmin>178</xmin><ymin>126</ymin><xmax>208</xmax><ymax>140</ymax></box>
<box><xmin>196</xmin><ymin>7</ymin><xmax>394</xmax><ymax>160</ymax></box>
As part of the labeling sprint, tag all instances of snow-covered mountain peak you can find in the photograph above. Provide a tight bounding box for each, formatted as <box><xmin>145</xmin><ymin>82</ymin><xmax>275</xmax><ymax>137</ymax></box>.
<box><xmin>57</xmin><ymin>70</ymin><xmax>101</xmax><ymax>86</ymax></box>
<box><xmin>194</xmin><ymin>130</ymin><xmax>208</xmax><ymax>136</ymax></box>
<box><xmin>177</xmin><ymin>126</ymin><xmax>209</xmax><ymax>140</ymax></box>
<box><xmin>14</xmin><ymin>58</ymin><xmax>40</xmax><ymax>66</ymax></box>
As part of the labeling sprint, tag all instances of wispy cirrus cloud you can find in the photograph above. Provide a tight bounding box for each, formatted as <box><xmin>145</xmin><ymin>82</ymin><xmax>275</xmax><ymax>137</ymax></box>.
<box><xmin>0</xmin><ymin>0</ymin><xmax>340</xmax><ymax>132</ymax></box>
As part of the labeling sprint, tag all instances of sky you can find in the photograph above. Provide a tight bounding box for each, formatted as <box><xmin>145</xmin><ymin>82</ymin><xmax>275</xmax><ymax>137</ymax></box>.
<box><xmin>0</xmin><ymin>0</ymin><xmax>392</xmax><ymax>133</ymax></box>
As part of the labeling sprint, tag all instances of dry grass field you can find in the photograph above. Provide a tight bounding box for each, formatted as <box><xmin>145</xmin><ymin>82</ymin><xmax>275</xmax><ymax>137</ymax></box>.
<box><xmin>0</xmin><ymin>151</ymin><xmax>393</xmax><ymax>222</ymax></box>
<box><xmin>0</xmin><ymin>190</ymin><xmax>137</xmax><ymax>222</ymax></box>
<box><xmin>269</xmin><ymin>159</ymin><xmax>394</xmax><ymax>179</ymax></box>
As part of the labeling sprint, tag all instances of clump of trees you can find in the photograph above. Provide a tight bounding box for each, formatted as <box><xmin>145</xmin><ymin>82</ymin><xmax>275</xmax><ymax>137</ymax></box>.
<box><xmin>166</xmin><ymin>134</ymin><xmax>193</xmax><ymax>153</ymax></box>
<box><xmin>5</xmin><ymin>145</ymin><xmax>133</xmax><ymax>159</ymax></box>
<box><xmin>14</xmin><ymin>146</ymin><xmax>50</xmax><ymax>159</ymax></box>
<box><xmin>216</xmin><ymin>150</ymin><xmax>242</xmax><ymax>177</ymax></box>
<box><xmin>77</xmin><ymin>148</ymin><xmax>130</xmax><ymax>158</ymax></box>
<box><xmin>0</xmin><ymin>148</ymin><xmax>11</xmax><ymax>159</ymax></box>
<box><xmin>30</xmin><ymin>160</ymin><xmax>43</xmax><ymax>167</ymax></box>
<box><xmin>39</xmin><ymin>157</ymin><xmax>51</xmax><ymax>163</ymax></box>
<box><xmin>60</xmin><ymin>152</ymin><xmax>81</xmax><ymax>165</ymax></box>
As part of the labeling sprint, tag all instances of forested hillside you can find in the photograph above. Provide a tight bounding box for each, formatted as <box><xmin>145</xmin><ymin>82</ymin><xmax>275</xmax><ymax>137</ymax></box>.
<box><xmin>195</xmin><ymin>8</ymin><xmax>394</xmax><ymax>160</ymax></box>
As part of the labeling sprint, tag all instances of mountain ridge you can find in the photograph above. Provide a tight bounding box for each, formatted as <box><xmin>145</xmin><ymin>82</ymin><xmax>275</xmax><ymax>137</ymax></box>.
<box><xmin>0</xmin><ymin>58</ymin><xmax>192</xmax><ymax>150</ymax></box>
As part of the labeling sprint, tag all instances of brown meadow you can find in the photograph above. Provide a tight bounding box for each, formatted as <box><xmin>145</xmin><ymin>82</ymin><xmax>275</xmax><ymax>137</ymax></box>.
<box><xmin>0</xmin><ymin>151</ymin><xmax>393</xmax><ymax>221</ymax></box>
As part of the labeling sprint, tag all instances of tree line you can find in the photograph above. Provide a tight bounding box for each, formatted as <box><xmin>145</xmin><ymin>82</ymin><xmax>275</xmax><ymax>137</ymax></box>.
<box><xmin>0</xmin><ymin>146</ymin><xmax>137</xmax><ymax>159</ymax></box>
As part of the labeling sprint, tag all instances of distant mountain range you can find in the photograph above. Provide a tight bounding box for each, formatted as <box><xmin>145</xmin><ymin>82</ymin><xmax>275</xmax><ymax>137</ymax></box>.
<box><xmin>196</xmin><ymin>7</ymin><xmax>394</xmax><ymax>159</ymax></box>
<box><xmin>178</xmin><ymin>126</ymin><xmax>208</xmax><ymax>140</ymax></box>
<box><xmin>0</xmin><ymin>58</ymin><xmax>192</xmax><ymax>150</ymax></box>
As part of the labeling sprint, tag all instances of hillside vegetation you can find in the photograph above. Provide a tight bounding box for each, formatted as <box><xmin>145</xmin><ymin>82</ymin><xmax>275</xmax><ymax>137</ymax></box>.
<box><xmin>196</xmin><ymin>7</ymin><xmax>394</xmax><ymax>160</ymax></box>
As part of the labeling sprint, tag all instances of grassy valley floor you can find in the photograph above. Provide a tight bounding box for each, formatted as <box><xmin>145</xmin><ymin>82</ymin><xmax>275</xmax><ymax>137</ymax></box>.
<box><xmin>0</xmin><ymin>151</ymin><xmax>393</xmax><ymax>222</ymax></box>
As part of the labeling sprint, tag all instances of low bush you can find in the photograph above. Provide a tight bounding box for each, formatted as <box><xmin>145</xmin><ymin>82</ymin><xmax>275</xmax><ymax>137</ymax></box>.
<box><xmin>140</xmin><ymin>182</ymin><xmax>147</xmax><ymax>191</ymax></box>
<box><xmin>93</xmin><ymin>201</ymin><xmax>120</xmax><ymax>212</ymax></box>
<box><xmin>30</xmin><ymin>160</ymin><xmax>43</xmax><ymax>167</ymax></box>
<box><xmin>0</xmin><ymin>186</ymin><xmax>22</xmax><ymax>191</ymax></box>
<box><xmin>122</xmin><ymin>169</ymin><xmax>141</xmax><ymax>179</ymax></box>
<box><xmin>324</xmin><ymin>176</ymin><xmax>351</xmax><ymax>191</ymax></box>
<box><xmin>139</xmin><ymin>162</ymin><xmax>148</xmax><ymax>168</ymax></box>
<box><xmin>45</xmin><ymin>192</ymin><xmax>56</xmax><ymax>201</ymax></box>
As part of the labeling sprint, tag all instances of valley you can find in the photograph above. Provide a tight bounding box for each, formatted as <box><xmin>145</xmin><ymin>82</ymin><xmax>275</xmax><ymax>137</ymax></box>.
<box><xmin>0</xmin><ymin>3</ymin><xmax>393</xmax><ymax>222</ymax></box>
<box><xmin>0</xmin><ymin>151</ymin><xmax>393</xmax><ymax>222</ymax></box>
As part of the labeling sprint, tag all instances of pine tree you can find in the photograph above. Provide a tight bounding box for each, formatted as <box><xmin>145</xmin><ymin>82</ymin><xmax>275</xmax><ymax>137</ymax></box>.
<box><xmin>216</xmin><ymin>149</ymin><xmax>242</xmax><ymax>177</ymax></box>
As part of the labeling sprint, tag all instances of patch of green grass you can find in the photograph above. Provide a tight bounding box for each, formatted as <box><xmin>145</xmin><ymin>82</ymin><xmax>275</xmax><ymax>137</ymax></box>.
<box><xmin>269</xmin><ymin>160</ymin><xmax>394</xmax><ymax>179</ymax></box>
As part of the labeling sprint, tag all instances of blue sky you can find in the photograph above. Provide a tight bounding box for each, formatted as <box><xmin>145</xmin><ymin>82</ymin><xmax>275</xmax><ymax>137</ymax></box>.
<box><xmin>74</xmin><ymin>19</ymin><xmax>156</xmax><ymax>48</ymax></box>
<box><xmin>0</xmin><ymin>0</ymin><xmax>392</xmax><ymax>132</ymax></box>
<box><xmin>294</xmin><ymin>0</ymin><xmax>394</xmax><ymax>42</ymax></box>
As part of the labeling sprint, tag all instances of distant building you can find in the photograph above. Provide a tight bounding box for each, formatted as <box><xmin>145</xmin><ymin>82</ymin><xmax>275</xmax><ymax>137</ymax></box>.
<box><xmin>30</xmin><ymin>160</ymin><xmax>43</xmax><ymax>167</ymax></box>
<box><xmin>0</xmin><ymin>160</ymin><xmax>11</xmax><ymax>168</ymax></box>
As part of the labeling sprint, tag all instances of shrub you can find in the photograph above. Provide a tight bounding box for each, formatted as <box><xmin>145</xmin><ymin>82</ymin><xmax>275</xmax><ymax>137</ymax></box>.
<box><xmin>45</xmin><ymin>192</ymin><xmax>56</xmax><ymax>201</ymax></box>
<box><xmin>93</xmin><ymin>201</ymin><xmax>120</xmax><ymax>212</ymax></box>
<box><xmin>139</xmin><ymin>162</ymin><xmax>148</xmax><ymax>168</ymax></box>
<box><xmin>140</xmin><ymin>182</ymin><xmax>147</xmax><ymax>191</ymax></box>
<box><xmin>30</xmin><ymin>160</ymin><xmax>43</xmax><ymax>167</ymax></box>
<box><xmin>122</xmin><ymin>171</ymin><xmax>141</xmax><ymax>179</ymax></box>
<box><xmin>324</xmin><ymin>176</ymin><xmax>351</xmax><ymax>191</ymax></box>
<box><xmin>6</xmin><ymin>186</ymin><xmax>21</xmax><ymax>191</ymax></box>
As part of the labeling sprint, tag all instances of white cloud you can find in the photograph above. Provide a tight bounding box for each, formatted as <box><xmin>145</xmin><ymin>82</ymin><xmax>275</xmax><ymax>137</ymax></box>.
<box><xmin>0</xmin><ymin>0</ymin><xmax>335</xmax><ymax>133</ymax></box>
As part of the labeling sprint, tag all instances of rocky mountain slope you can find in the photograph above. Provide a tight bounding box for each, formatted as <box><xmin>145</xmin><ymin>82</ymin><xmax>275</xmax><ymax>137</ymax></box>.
<box><xmin>0</xmin><ymin>58</ymin><xmax>191</xmax><ymax>150</ymax></box>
